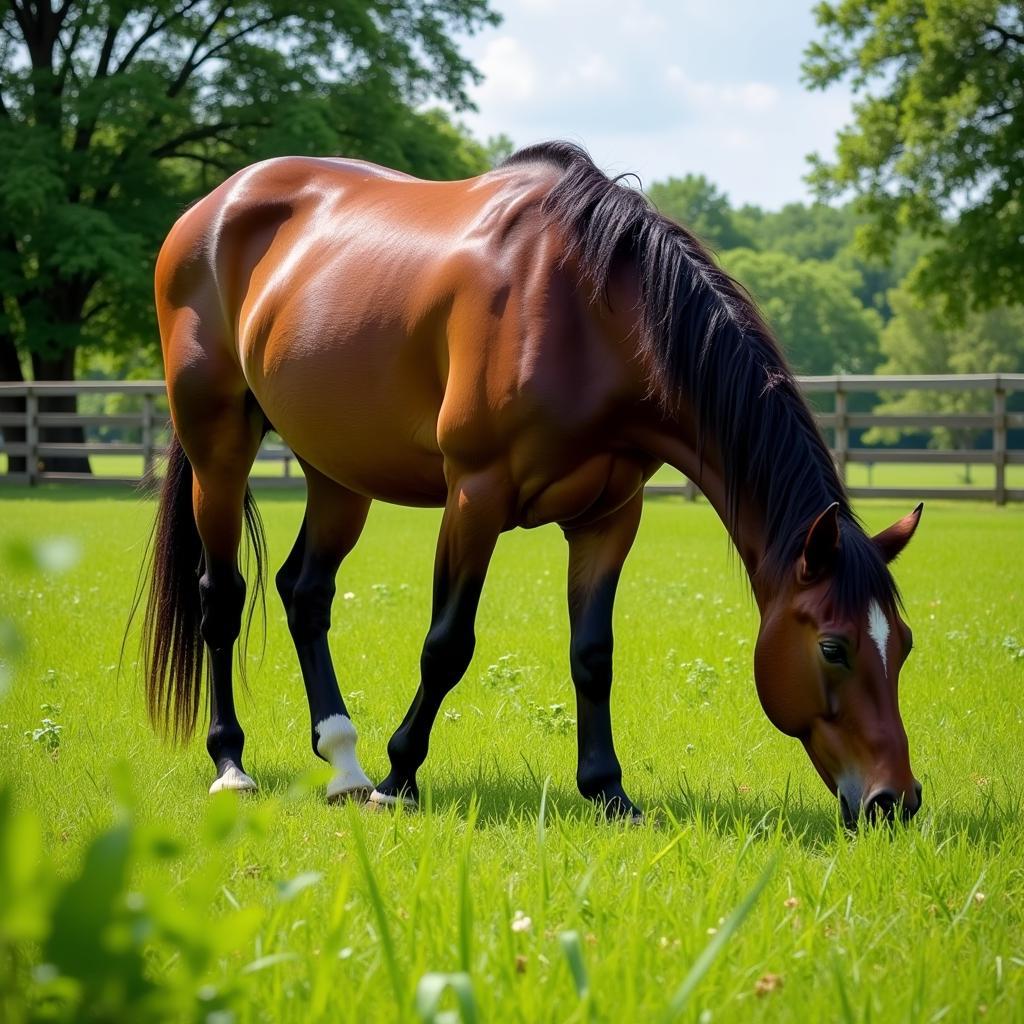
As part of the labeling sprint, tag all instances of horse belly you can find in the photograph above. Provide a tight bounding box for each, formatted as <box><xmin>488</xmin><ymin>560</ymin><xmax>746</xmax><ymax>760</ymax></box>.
<box><xmin>245</xmin><ymin>323</ymin><xmax>448</xmax><ymax>506</ymax></box>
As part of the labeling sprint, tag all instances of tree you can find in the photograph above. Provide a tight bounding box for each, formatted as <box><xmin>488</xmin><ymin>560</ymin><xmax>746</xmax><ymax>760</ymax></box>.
<box><xmin>804</xmin><ymin>1</ymin><xmax>1024</xmax><ymax>315</ymax></box>
<box><xmin>724</xmin><ymin>248</ymin><xmax>882</xmax><ymax>375</ymax></box>
<box><xmin>0</xmin><ymin>0</ymin><xmax>497</xmax><ymax>472</ymax></box>
<box><xmin>864</xmin><ymin>284</ymin><xmax>1024</xmax><ymax>470</ymax></box>
<box><xmin>647</xmin><ymin>174</ymin><xmax>754</xmax><ymax>252</ymax></box>
<box><xmin>483</xmin><ymin>132</ymin><xmax>515</xmax><ymax>168</ymax></box>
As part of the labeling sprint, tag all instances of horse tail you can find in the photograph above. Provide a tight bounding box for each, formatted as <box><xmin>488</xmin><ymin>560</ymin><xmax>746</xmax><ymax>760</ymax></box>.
<box><xmin>138</xmin><ymin>431</ymin><xmax>267</xmax><ymax>741</ymax></box>
<box><xmin>140</xmin><ymin>431</ymin><xmax>204</xmax><ymax>740</ymax></box>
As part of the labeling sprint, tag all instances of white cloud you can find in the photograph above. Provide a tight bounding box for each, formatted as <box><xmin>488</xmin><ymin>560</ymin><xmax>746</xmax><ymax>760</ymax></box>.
<box><xmin>452</xmin><ymin>0</ymin><xmax>856</xmax><ymax>209</ymax></box>
<box><xmin>665</xmin><ymin>66</ymin><xmax>781</xmax><ymax>114</ymax></box>
<box><xmin>475</xmin><ymin>36</ymin><xmax>539</xmax><ymax>104</ymax></box>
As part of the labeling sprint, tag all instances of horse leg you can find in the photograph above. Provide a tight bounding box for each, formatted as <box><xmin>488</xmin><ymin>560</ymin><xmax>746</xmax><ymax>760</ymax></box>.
<box><xmin>276</xmin><ymin>465</ymin><xmax>374</xmax><ymax>802</ymax></box>
<box><xmin>371</xmin><ymin>471</ymin><xmax>508</xmax><ymax>806</ymax></box>
<box><xmin>184</xmin><ymin>402</ymin><xmax>264</xmax><ymax>794</ymax></box>
<box><xmin>564</xmin><ymin>492</ymin><xmax>643</xmax><ymax>820</ymax></box>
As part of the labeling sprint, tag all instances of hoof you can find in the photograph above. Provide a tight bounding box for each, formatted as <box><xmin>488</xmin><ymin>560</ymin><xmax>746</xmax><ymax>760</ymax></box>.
<box><xmin>316</xmin><ymin>715</ymin><xmax>374</xmax><ymax>805</ymax></box>
<box><xmin>368</xmin><ymin>774</ymin><xmax>419</xmax><ymax>806</ymax></box>
<box><xmin>210</xmin><ymin>764</ymin><xmax>258</xmax><ymax>795</ymax></box>
<box><xmin>587</xmin><ymin>785</ymin><xmax>642</xmax><ymax>823</ymax></box>
<box><xmin>326</xmin><ymin>781</ymin><xmax>374</xmax><ymax>805</ymax></box>
<box><xmin>368</xmin><ymin>787</ymin><xmax>418</xmax><ymax>810</ymax></box>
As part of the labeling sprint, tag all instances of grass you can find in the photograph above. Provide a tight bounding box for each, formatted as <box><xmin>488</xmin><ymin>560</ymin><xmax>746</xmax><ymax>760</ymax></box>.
<box><xmin>5</xmin><ymin>452</ymin><xmax>1024</xmax><ymax>489</ymax></box>
<box><xmin>2</xmin><ymin>487</ymin><xmax>1024</xmax><ymax>1021</ymax></box>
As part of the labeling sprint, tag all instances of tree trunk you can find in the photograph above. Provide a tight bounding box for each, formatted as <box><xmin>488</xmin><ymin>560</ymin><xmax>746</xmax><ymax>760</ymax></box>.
<box><xmin>31</xmin><ymin>348</ymin><xmax>92</xmax><ymax>474</ymax></box>
<box><xmin>0</xmin><ymin>333</ymin><xmax>27</xmax><ymax>475</ymax></box>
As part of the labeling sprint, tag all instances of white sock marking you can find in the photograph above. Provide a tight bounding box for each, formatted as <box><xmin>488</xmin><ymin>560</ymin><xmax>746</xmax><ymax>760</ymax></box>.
<box><xmin>316</xmin><ymin>714</ymin><xmax>373</xmax><ymax>799</ymax></box>
<box><xmin>867</xmin><ymin>599</ymin><xmax>890</xmax><ymax>676</ymax></box>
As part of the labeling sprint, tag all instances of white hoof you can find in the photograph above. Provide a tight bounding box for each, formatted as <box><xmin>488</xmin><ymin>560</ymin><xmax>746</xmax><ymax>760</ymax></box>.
<box><xmin>316</xmin><ymin>715</ymin><xmax>374</xmax><ymax>803</ymax></box>
<box><xmin>209</xmin><ymin>764</ymin><xmax>258</xmax><ymax>794</ymax></box>
<box><xmin>368</xmin><ymin>788</ymin><xmax>418</xmax><ymax>809</ymax></box>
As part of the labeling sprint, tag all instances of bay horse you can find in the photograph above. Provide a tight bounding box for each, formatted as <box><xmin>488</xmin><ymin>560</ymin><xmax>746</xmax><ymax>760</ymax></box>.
<box><xmin>142</xmin><ymin>141</ymin><xmax>923</xmax><ymax>826</ymax></box>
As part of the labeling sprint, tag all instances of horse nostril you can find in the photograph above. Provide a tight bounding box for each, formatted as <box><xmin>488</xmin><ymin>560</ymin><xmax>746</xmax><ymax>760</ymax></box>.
<box><xmin>864</xmin><ymin>789</ymin><xmax>899</xmax><ymax>823</ymax></box>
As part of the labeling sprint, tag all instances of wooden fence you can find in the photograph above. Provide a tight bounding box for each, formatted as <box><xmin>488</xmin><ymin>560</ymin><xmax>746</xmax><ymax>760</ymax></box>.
<box><xmin>1</xmin><ymin>374</ymin><xmax>1022</xmax><ymax>503</ymax></box>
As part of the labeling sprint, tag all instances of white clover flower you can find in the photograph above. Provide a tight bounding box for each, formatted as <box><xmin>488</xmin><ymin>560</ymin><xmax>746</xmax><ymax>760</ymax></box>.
<box><xmin>511</xmin><ymin>911</ymin><xmax>532</xmax><ymax>933</ymax></box>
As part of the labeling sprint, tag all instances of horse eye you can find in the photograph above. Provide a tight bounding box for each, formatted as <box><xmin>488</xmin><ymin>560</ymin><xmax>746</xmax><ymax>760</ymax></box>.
<box><xmin>819</xmin><ymin>639</ymin><xmax>849</xmax><ymax>668</ymax></box>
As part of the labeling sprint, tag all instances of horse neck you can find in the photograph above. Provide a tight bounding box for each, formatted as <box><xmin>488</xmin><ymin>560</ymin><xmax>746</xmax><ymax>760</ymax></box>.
<box><xmin>637</xmin><ymin>395</ymin><xmax>836</xmax><ymax>614</ymax></box>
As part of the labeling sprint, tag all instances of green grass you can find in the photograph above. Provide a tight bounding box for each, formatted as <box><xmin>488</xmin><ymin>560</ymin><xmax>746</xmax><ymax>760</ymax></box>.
<box><xmin>5</xmin><ymin>452</ymin><xmax>1024</xmax><ymax>489</ymax></box>
<box><xmin>2</xmin><ymin>488</ymin><xmax>1024</xmax><ymax>1020</ymax></box>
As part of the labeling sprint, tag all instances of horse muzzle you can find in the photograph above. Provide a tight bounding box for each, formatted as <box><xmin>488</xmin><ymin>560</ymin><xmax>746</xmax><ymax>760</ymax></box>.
<box><xmin>838</xmin><ymin>778</ymin><xmax>922</xmax><ymax>828</ymax></box>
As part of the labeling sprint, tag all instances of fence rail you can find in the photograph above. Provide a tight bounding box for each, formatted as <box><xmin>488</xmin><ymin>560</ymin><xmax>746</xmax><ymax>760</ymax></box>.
<box><xmin>1</xmin><ymin>374</ymin><xmax>1022</xmax><ymax>503</ymax></box>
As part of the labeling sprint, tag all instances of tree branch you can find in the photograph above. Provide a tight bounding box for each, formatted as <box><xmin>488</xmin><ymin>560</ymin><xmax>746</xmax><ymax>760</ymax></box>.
<box><xmin>113</xmin><ymin>0</ymin><xmax>205</xmax><ymax>75</ymax></box>
<box><xmin>164</xmin><ymin>0</ymin><xmax>231</xmax><ymax>97</ymax></box>
<box><xmin>56</xmin><ymin>8</ymin><xmax>86</xmax><ymax>91</ymax></box>
<box><xmin>148</xmin><ymin>118</ymin><xmax>266</xmax><ymax>157</ymax></box>
<box><xmin>984</xmin><ymin>22</ymin><xmax>1024</xmax><ymax>47</ymax></box>
<box><xmin>167</xmin><ymin>12</ymin><xmax>282</xmax><ymax>98</ymax></box>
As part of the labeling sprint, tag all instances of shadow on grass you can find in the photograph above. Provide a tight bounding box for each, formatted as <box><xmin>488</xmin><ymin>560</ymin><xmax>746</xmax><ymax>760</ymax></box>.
<box><xmin>185</xmin><ymin>755</ymin><xmax>1024</xmax><ymax>851</ymax></box>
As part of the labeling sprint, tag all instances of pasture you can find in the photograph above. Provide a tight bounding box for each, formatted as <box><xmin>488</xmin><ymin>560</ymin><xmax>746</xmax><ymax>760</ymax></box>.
<box><xmin>2</xmin><ymin>487</ymin><xmax>1023</xmax><ymax>1021</ymax></box>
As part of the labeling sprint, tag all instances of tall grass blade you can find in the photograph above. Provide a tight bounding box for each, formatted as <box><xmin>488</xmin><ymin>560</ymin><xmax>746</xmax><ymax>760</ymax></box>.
<box><xmin>347</xmin><ymin>803</ymin><xmax>406</xmax><ymax>1010</ymax></box>
<box><xmin>415</xmin><ymin>972</ymin><xmax>478</xmax><ymax>1024</ymax></box>
<box><xmin>660</xmin><ymin>857</ymin><xmax>776</xmax><ymax>1021</ymax></box>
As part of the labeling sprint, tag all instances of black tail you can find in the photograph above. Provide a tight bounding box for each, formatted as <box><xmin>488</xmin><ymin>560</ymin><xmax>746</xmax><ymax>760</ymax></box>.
<box><xmin>139</xmin><ymin>432</ymin><xmax>266</xmax><ymax>742</ymax></box>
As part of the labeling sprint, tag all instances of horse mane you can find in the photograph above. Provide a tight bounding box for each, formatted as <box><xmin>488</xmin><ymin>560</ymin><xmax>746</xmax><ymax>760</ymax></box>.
<box><xmin>501</xmin><ymin>140</ymin><xmax>899</xmax><ymax>613</ymax></box>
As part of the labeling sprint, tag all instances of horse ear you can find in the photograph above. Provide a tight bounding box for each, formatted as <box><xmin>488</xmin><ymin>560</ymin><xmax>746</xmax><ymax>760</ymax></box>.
<box><xmin>799</xmin><ymin>502</ymin><xmax>841</xmax><ymax>583</ymax></box>
<box><xmin>872</xmin><ymin>503</ymin><xmax>923</xmax><ymax>564</ymax></box>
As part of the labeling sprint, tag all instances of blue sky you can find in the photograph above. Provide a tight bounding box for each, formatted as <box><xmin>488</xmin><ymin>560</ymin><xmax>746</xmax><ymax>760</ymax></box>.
<box><xmin>454</xmin><ymin>0</ymin><xmax>855</xmax><ymax>210</ymax></box>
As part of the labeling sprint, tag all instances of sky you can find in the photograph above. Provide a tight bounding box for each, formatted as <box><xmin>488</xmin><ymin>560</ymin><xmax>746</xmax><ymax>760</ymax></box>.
<box><xmin>453</xmin><ymin>0</ymin><xmax>856</xmax><ymax>210</ymax></box>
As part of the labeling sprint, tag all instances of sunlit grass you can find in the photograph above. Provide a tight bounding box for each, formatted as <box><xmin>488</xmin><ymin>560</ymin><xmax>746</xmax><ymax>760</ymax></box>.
<box><xmin>2</xmin><ymin>488</ymin><xmax>1023</xmax><ymax>1020</ymax></box>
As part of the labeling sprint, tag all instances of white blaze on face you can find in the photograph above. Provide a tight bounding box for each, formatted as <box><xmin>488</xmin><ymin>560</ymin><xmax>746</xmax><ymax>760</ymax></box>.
<box><xmin>867</xmin><ymin>599</ymin><xmax>891</xmax><ymax>676</ymax></box>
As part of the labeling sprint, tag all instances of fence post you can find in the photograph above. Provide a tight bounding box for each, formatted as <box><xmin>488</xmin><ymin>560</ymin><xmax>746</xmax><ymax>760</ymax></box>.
<box><xmin>994</xmin><ymin>384</ymin><xmax>1007</xmax><ymax>506</ymax></box>
<box><xmin>834</xmin><ymin>384</ymin><xmax>848</xmax><ymax>483</ymax></box>
<box><xmin>25</xmin><ymin>387</ymin><xmax>38</xmax><ymax>485</ymax></box>
<box><xmin>142</xmin><ymin>391</ymin><xmax>155</xmax><ymax>477</ymax></box>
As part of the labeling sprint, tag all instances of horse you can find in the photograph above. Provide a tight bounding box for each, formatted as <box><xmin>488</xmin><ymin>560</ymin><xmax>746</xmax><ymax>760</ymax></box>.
<box><xmin>140</xmin><ymin>140</ymin><xmax>923</xmax><ymax>826</ymax></box>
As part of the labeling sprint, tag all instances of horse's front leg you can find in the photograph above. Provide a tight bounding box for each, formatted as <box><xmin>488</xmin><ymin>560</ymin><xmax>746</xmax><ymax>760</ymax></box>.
<box><xmin>564</xmin><ymin>492</ymin><xmax>643</xmax><ymax>820</ymax></box>
<box><xmin>371</xmin><ymin>469</ymin><xmax>509</xmax><ymax>807</ymax></box>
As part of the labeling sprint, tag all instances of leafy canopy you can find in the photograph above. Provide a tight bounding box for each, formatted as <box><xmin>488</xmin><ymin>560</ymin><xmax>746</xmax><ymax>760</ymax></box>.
<box><xmin>723</xmin><ymin>248</ymin><xmax>882</xmax><ymax>375</ymax></box>
<box><xmin>804</xmin><ymin>0</ymin><xmax>1024</xmax><ymax>315</ymax></box>
<box><xmin>0</xmin><ymin>0</ymin><xmax>498</xmax><ymax>365</ymax></box>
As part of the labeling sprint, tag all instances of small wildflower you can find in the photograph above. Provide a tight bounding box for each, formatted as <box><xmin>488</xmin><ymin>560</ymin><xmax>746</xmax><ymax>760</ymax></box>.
<box><xmin>974</xmin><ymin>892</ymin><xmax>986</xmax><ymax>905</ymax></box>
<box><xmin>755</xmin><ymin>973</ymin><xmax>783</xmax><ymax>997</ymax></box>
<box><xmin>784</xmin><ymin>897</ymin><xmax>800</xmax><ymax>909</ymax></box>
<box><xmin>342</xmin><ymin>591</ymin><xmax>355</xmax><ymax>601</ymax></box>
<box><xmin>511</xmin><ymin>910</ymin><xmax>532</xmax><ymax>933</ymax></box>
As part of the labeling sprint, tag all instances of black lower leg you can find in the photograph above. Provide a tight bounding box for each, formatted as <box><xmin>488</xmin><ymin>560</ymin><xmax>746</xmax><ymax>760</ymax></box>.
<box><xmin>200</xmin><ymin>558</ymin><xmax>249</xmax><ymax>783</ymax></box>
<box><xmin>377</xmin><ymin>579</ymin><xmax>480</xmax><ymax>801</ymax></box>
<box><xmin>570</xmin><ymin>575</ymin><xmax>640</xmax><ymax>820</ymax></box>
<box><xmin>285</xmin><ymin>552</ymin><xmax>351</xmax><ymax>757</ymax></box>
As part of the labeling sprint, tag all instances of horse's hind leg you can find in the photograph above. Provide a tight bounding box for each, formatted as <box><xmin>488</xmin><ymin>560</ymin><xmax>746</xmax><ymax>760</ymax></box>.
<box><xmin>171</xmin><ymin>372</ymin><xmax>264</xmax><ymax>793</ymax></box>
<box><xmin>276</xmin><ymin>462</ymin><xmax>374</xmax><ymax>802</ymax></box>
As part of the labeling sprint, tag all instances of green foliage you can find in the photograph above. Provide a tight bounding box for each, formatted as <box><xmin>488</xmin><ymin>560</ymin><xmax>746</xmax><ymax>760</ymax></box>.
<box><xmin>724</xmin><ymin>248</ymin><xmax>882</xmax><ymax>374</ymax></box>
<box><xmin>805</xmin><ymin>1</ymin><xmax>1024</xmax><ymax>315</ymax></box>
<box><xmin>2</xmin><ymin>492</ymin><xmax>1024</xmax><ymax>1019</ymax></box>
<box><xmin>864</xmin><ymin>285</ymin><xmax>1024</xmax><ymax>448</ymax></box>
<box><xmin>648</xmin><ymin>175</ymin><xmax>754</xmax><ymax>252</ymax></box>
<box><xmin>0</xmin><ymin>0</ymin><xmax>498</xmax><ymax>369</ymax></box>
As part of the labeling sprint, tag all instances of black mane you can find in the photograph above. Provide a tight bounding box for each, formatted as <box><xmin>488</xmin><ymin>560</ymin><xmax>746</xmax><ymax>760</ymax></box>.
<box><xmin>501</xmin><ymin>141</ymin><xmax>898</xmax><ymax>613</ymax></box>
